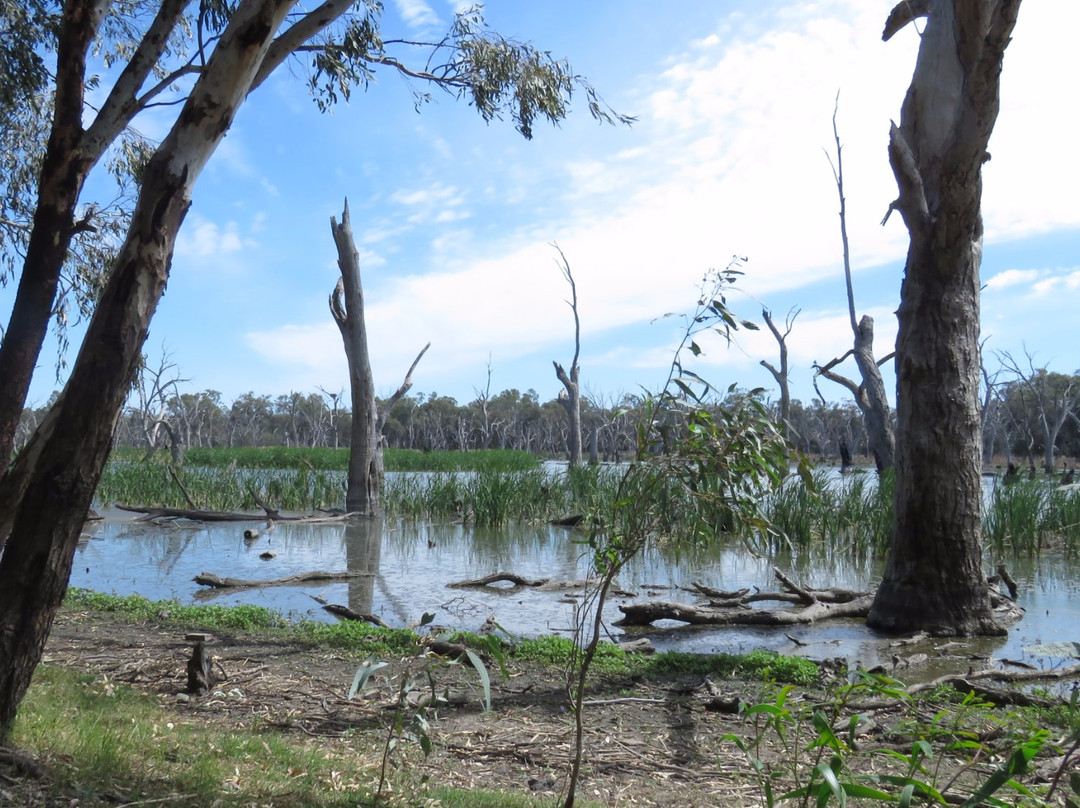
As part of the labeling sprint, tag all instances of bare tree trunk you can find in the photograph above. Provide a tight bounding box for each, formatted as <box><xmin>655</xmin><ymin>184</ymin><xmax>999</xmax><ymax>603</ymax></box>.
<box><xmin>816</xmin><ymin>102</ymin><xmax>895</xmax><ymax>472</ymax></box>
<box><xmin>330</xmin><ymin>201</ymin><xmax>430</xmax><ymax>515</ymax></box>
<box><xmin>552</xmin><ymin>245</ymin><xmax>583</xmax><ymax>467</ymax></box>
<box><xmin>0</xmin><ymin>0</ymin><xmax>296</xmax><ymax>735</ymax></box>
<box><xmin>760</xmin><ymin>307</ymin><xmax>797</xmax><ymax>441</ymax></box>
<box><xmin>868</xmin><ymin>0</ymin><xmax>1020</xmax><ymax>636</ymax></box>
<box><xmin>330</xmin><ymin>203</ymin><xmax>381</xmax><ymax>516</ymax></box>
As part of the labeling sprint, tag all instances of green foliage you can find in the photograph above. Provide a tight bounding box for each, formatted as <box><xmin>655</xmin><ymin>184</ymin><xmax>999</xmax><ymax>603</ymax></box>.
<box><xmin>984</xmin><ymin>478</ymin><xmax>1080</xmax><ymax>555</ymax></box>
<box><xmin>347</xmin><ymin>613</ymin><xmax>499</xmax><ymax>807</ymax></box>
<box><xmin>642</xmin><ymin>651</ymin><xmax>819</xmax><ymax>686</ymax></box>
<box><xmin>64</xmin><ymin>589</ymin><xmax>286</xmax><ymax>631</ymax></box>
<box><xmin>111</xmin><ymin>445</ymin><xmax>539</xmax><ymax>472</ymax></box>
<box><xmin>728</xmin><ymin>672</ymin><xmax>1051</xmax><ymax>808</ymax></box>
<box><xmin>763</xmin><ymin>469</ymin><xmax>894</xmax><ymax>556</ymax></box>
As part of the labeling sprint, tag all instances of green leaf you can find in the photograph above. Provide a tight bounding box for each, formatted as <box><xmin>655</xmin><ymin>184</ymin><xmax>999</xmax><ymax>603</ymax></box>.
<box><xmin>898</xmin><ymin>783</ymin><xmax>915</xmax><ymax>808</ymax></box>
<box><xmin>464</xmin><ymin>648</ymin><xmax>492</xmax><ymax>712</ymax></box>
<box><xmin>959</xmin><ymin>734</ymin><xmax>1043</xmax><ymax>808</ymax></box>
<box><xmin>348</xmin><ymin>659</ymin><xmax>389</xmax><ymax>700</ymax></box>
<box><xmin>815</xmin><ymin>762</ymin><xmax>846</xmax><ymax>808</ymax></box>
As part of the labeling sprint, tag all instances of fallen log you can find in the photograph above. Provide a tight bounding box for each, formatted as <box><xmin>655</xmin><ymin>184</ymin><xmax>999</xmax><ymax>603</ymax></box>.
<box><xmin>116</xmin><ymin>504</ymin><xmax>354</xmax><ymax>524</ymax></box>
<box><xmin>447</xmin><ymin>572</ymin><xmax>551</xmax><ymax>589</ymax></box>
<box><xmin>193</xmin><ymin>570</ymin><xmax>372</xmax><ymax>589</ymax></box>
<box><xmin>616</xmin><ymin>594</ymin><xmax>874</xmax><ymax>627</ymax></box>
<box><xmin>322</xmin><ymin>603</ymin><xmax>389</xmax><ymax>628</ymax></box>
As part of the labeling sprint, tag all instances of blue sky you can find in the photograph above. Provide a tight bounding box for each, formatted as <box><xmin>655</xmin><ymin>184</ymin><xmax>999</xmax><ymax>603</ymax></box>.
<box><xmin>12</xmin><ymin>0</ymin><xmax>1080</xmax><ymax>409</ymax></box>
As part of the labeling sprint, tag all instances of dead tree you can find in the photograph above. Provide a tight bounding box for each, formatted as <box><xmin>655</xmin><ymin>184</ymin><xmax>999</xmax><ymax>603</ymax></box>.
<box><xmin>814</xmin><ymin>99</ymin><xmax>895</xmax><ymax>473</ymax></box>
<box><xmin>760</xmin><ymin>307</ymin><xmax>798</xmax><ymax>441</ymax></box>
<box><xmin>998</xmin><ymin>349</ymin><xmax>1078</xmax><ymax>473</ymax></box>
<box><xmin>552</xmin><ymin>244</ymin><xmax>583</xmax><ymax>468</ymax></box>
<box><xmin>330</xmin><ymin>199</ymin><xmax>430</xmax><ymax>516</ymax></box>
<box><xmin>868</xmin><ymin>0</ymin><xmax>1021</xmax><ymax>637</ymax></box>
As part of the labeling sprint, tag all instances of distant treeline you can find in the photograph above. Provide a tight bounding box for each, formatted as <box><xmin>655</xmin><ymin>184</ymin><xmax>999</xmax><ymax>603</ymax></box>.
<box><xmin>19</xmin><ymin>368</ymin><xmax>1080</xmax><ymax>466</ymax></box>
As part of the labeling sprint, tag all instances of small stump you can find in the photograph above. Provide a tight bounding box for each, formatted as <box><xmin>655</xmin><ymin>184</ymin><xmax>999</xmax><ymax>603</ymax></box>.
<box><xmin>185</xmin><ymin>632</ymin><xmax>216</xmax><ymax>695</ymax></box>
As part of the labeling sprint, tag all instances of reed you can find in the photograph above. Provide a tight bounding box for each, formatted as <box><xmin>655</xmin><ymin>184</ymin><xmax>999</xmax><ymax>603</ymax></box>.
<box><xmin>984</xmin><ymin>479</ymin><xmax>1048</xmax><ymax>556</ymax></box>
<box><xmin>96</xmin><ymin>463</ymin><xmax>346</xmax><ymax>511</ymax></box>
<box><xmin>760</xmin><ymin>469</ymin><xmax>893</xmax><ymax>555</ymax></box>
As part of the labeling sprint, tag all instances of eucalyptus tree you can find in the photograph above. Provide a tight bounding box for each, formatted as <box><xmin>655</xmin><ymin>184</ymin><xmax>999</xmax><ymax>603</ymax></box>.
<box><xmin>868</xmin><ymin>0</ymin><xmax>1021</xmax><ymax>636</ymax></box>
<box><xmin>760</xmin><ymin>307</ymin><xmax>798</xmax><ymax>441</ymax></box>
<box><xmin>0</xmin><ymin>0</ymin><xmax>627</xmax><ymax>733</ymax></box>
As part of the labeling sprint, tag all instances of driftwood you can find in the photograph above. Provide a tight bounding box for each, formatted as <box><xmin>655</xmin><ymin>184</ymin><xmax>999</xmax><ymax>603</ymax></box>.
<box><xmin>193</xmin><ymin>570</ymin><xmax>372</xmax><ymax>589</ymax></box>
<box><xmin>550</xmin><ymin>513</ymin><xmax>584</xmax><ymax>527</ymax></box>
<box><xmin>322</xmin><ymin>603</ymin><xmax>389</xmax><ymax>628</ymax></box>
<box><xmin>448</xmin><ymin>572</ymin><xmax>551</xmax><ymax>589</ymax></box>
<box><xmin>116</xmin><ymin>503</ymin><xmax>353</xmax><ymax>524</ymax></box>
<box><xmin>617</xmin><ymin>594</ymin><xmax>875</xmax><ymax>627</ymax></box>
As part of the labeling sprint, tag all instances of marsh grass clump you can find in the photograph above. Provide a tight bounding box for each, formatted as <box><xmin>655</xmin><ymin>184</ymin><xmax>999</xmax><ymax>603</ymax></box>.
<box><xmin>761</xmin><ymin>469</ymin><xmax>893</xmax><ymax>556</ymax></box>
<box><xmin>96</xmin><ymin>462</ymin><xmax>346</xmax><ymax>512</ymax></box>
<box><xmin>982</xmin><ymin>478</ymin><xmax>1080</xmax><ymax>555</ymax></box>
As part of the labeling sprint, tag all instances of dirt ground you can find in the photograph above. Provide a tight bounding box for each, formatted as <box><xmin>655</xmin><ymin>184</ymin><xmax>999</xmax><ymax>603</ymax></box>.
<box><xmin>1</xmin><ymin>607</ymin><xmax>1074</xmax><ymax>807</ymax></box>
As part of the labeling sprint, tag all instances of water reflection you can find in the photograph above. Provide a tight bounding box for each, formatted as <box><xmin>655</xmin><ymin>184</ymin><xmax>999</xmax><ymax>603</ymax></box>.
<box><xmin>69</xmin><ymin>506</ymin><xmax>1080</xmax><ymax>676</ymax></box>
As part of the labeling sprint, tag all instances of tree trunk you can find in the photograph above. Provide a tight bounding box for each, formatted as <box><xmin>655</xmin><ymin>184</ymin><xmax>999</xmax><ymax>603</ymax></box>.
<box><xmin>0</xmin><ymin>0</ymin><xmax>191</xmax><ymax>476</ymax></box>
<box><xmin>0</xmin><ymin>0</ymin><xmax>104</xmax><ymax>474</ymax></box>
<box><xmin>868</xmin><ymin>0</ymin><xmax>1020</xmax><ymax>636</ymax></box>
<box><xmin>0</xmin><ymin>0</ymin><xmax>296</xmax><ymax>736</ymax></box>
<box><xmin>552</xmin><ymin>246</ymin><xmax>583</xmax><ymax>467</ymax></box>
<box><xmin>329</xmin><ymin>201</ymin><xmax>429</xmax><ymax>515</ymax></box>
<box><xmin>852</xmin><ymin>315</ymin><xmax>895</xmax><ymax>472</ymax></box>
<box><xmin>330</xmin><ymin>203</ymin><xmax>382</xmax><ymax>516</ymax></box>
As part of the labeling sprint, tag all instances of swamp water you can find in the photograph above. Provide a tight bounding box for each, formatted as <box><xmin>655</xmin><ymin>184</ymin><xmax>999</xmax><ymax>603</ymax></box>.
<box><xmin>71</xmin><ymin>478</ymin><xmax>1080</xmax><ymax>678</ymax></box>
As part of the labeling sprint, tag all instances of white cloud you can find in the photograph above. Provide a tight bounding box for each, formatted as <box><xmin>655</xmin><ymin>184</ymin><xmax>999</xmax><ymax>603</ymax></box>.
<box><xmin>985</xmin><ymin>268</ymin><xmax>1041</xmax><ymax>290</ymax></box>
<box><xmin>175</xmin><ymin>215</ymin><xmax>252</xmax><ymax>261</ymax></box>
<box><xmin>394</xmin><ymin>0</ymin><xmax>440</xmax><ymax>29</ymax></box>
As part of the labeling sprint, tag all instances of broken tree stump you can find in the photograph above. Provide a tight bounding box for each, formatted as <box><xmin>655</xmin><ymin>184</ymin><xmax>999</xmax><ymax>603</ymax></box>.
<box><xmin>185</xmin><ymin>633</ymin><xmax>215</xmax><ymax>695</ymax></box>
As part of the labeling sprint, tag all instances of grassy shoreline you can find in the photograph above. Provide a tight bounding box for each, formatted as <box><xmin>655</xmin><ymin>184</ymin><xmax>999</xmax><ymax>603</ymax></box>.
<box><xmin>11</xmin><ymin>590</ymin><xmax>1074</xmax><ymax>808</ymax></box>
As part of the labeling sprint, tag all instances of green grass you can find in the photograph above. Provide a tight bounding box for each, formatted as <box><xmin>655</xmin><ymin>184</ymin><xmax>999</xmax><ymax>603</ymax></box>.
<box><xmin>14</xmin><ymin>666</ymin><xmax>569</xmax><ymax>808</ymax></box>
<box><xmin>110</xmin><ymin>446</ymin><xmax>541</xmax><ymax>472</ymax></box>
<box><xmin>760</xmin><ymin>469</ymin><xmax>893</xmax><ymax>556</ymax></box>
<box><xmin>510</xmin><ymin>635</ymin><xmax>819</xmax><ymax>685</ymax></box>
<box><xmin>65</xmin><ymin>589</ymin><xmax>289</xmax><ymax>631</ymax></box>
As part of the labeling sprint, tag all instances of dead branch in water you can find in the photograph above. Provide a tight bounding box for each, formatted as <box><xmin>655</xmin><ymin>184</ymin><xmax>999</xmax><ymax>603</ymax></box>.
<box><xmin>193</xmin><ymin>570</ymin><xmax>372</xmax><ymax>589</ymax></box>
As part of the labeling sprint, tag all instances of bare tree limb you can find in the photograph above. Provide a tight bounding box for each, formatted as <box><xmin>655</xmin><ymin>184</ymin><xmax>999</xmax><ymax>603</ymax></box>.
<box><xmin>376</xmin><ymin>342</ymin><xmax>431</xmax><ymax>437</ymax></box>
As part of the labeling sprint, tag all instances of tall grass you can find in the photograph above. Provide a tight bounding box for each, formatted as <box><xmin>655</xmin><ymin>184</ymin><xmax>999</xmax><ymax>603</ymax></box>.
<box><xmin>762</xmin><ymin>469</ymin><xmax>893</xmax><ymax>556</ymax></box>
<box><xmin>984</xmin><ymin>478</ymin><xmax>1080</xmax><ymax>556</ymax></box>
<box><xmin>97</xmin><ymin>462</ymin><xmax>347</xmax><ymax>511</ymax></box>
<box><xmin>111</xmin><ymin>446</ymin><xmax>540</xmax><ymax>472</ymax></box>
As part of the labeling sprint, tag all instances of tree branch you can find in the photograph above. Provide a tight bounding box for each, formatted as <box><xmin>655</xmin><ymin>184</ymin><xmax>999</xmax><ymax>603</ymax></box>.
<box><xmin>882</xmin><ymin>0</ymin><xmax>932</xmax><ymax>41</ymax></box>
<box><xmin>81</xmin><ymin>0</ymin><xmax>190</xmax><ymax>157</ymax></box>
<box><xmin>251</xmin><ymin>0</ymin><xmax>357</xmax><ymax>92</ymax></box>
<box><xmin>377</xmin><ymin>342</ymin><xmax>431</xmax><ymax>437</ymax></box>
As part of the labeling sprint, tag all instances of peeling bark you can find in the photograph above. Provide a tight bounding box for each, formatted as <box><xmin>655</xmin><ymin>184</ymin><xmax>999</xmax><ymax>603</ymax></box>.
<box><xmin>0</xmin><ymin>0</ymin><xmax>297</xmax><ymax>735</ymax></box>
<box><xmin>868</xmin><ymin>0</ymin><xmax>1022</xmax><ymax>637</ymax></box>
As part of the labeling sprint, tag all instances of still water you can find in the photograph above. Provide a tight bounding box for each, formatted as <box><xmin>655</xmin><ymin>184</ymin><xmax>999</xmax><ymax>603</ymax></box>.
<box><xmin>70</xmin><ymin>491</ymin><xmax>1080</xmax><ymax>676</ymax></box>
